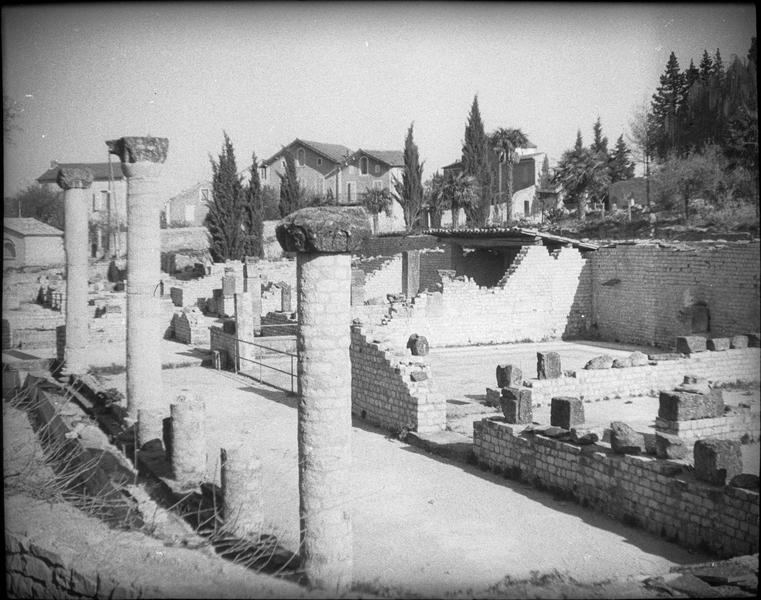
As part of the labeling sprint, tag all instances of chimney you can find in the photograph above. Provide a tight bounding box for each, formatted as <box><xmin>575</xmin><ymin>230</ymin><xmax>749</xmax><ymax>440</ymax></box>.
<box><xmin>50</xmin><ymin>160</ymin><xmax>59</xmax><ymax>169</ymax></box>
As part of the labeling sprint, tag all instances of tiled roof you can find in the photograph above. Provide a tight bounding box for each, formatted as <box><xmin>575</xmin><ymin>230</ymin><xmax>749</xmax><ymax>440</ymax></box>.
<box><xmin>357</xmin><ymin>149</ymin><xmax>404</xmax><ymax>167</ymax></box>
<box><xmin>4</xmin><ymin>217</ymin><xmax>63</xmax><ymax>237</ymax></box>
<box><xmin>36</xmin><ymin>162</ymin><xmax>125</xmax><ymax>183</ymax></box>
<box><xmin>263</xmin><ymin>139</ymin><xmax>353</xmax><ymax>166</ymax></box>
<box><xmin>442</xmin><ymin>160</ymin><xmax>463</xmax><ymax>171</ymax></box>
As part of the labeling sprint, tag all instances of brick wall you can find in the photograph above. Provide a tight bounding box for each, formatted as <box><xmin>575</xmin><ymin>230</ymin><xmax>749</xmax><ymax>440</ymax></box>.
<box><xmin>474</xmin><ymin>418</ymin><xmax>759</xmax><ymax>558</ymax></box>
<box><xmin>364</xmin><ymin>245</ymin><xmax>590</xmax><ymax>347</ymax></box>
<box><xmin>419</xmin><ymin>247</ymin><xmax>451</xmax><ymax>292</ymax></box>
<box><xmin>590</xmin><ymin>241</ymin><xmax>761</xmax><ymax>348</ymax></box>
<box><xmin>529</xmin><ymin>348</ymin><xmax>761</xmax><ymax>404</ymax></box>
<box><xmin>655</xmin><ymin>410</ymin><xmax>760</xmax><ymax>446</ymax></box>
<box><xmin>350</xmin><ymin>326</ymin><xmax>445</xmax><ymax>434</ymax></box>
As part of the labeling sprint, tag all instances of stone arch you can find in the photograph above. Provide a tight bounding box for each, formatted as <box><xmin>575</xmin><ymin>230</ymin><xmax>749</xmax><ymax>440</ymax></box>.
<box><xmin>4</xmin><ymin>238</ymin><xmax>16</xmax><ymax>259</ymax></box>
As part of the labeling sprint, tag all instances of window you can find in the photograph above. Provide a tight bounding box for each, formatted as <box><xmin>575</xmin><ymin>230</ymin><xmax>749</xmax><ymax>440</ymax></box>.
<box><xmin>373</xmin><ymin>180</ymin><xmax>383</xmax><ymax>191</ymax></box>
<box><xmin>260</xmin><ymin>166</ymin><xmax>268</xmax><ymax>181</ymax></box>
<box><xmin>374</xmin><ymin>164</ymin><xmax>381</xmax><ymax>175</ymax></box>
<box><xmin>524</xmin><ymin>200</ymin><xmax>530</xmax><ymax>216</ymax></box>
<box><xmin>92</xmin><ymin>192</ymin><xmax>102</xmax><ymax>212</ymax></box>
<box><xmin>200</xmin><ymin>188</ymin><xmax>211</xmax><ymax>204</ymax></box>
<box><xmin>297</xmin><ymin>148</ymin><xmax>306</xmax><ymax>167</ymax></box>
<box><xmin>346</xmin><ymin>182</ymin><xmax>354</xmax><ymax>203</ymax></box>
<box><xmin>317</xmin><ymin>157</ymin><xmax>323</xmax><ymax>166</ymax></box>
<box><xmin>100</xmin><ymin>190</ymin><xmax>110</xmax><ymax>211</ymax></box>
<box><xmin>360</xmin><ymin>156</ymin><xmax>369</xmax><ymax>175</ymax></box>
<box><xmin>4</xmin><ymin>239</ymin><xmax>16</xmax><ymax>259</ymax></box>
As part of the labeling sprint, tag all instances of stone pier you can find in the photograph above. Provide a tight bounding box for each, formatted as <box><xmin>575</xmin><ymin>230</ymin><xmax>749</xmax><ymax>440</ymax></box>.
<box><xmin>276</xmin><ymin>206</ymin><xmax>370</xmax><ymax>594</ymax></box>
<box><xmin>170</xmin><ymin>392</ymin><xmax>206</xmax><ymax>487</ymax></box>
<box><xmin>57</xmin><ymin>167</ymin><xmax>94</xmax><ymax>375</ymax></box>
<box><xmin>235</xmin><ymin>291</ymin><xmax>257</xmax><ymax>370</ymax></box>
<box><xmin>107</xmin><ymin>136</ymin><xmax>168</xmax><ymax>430</ymax></box>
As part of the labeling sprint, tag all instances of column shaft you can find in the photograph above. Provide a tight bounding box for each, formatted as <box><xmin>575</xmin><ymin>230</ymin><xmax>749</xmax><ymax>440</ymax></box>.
<box><xmin>297</xmin><ymin>252</ymin><xmax>353</xmax><ymax>592</ymax></box>
<box><xmin>63</xmin><ymin>187</ymin><xmax>90</xmax><ymax>374</ymax></box>
<box><xmin>125</xmin><ymin>163</ymin><xmax>163</xmax><ymax>418</ymax></box>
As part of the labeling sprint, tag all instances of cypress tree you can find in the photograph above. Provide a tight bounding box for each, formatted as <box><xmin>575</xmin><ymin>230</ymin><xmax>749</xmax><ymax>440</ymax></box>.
<box><xmin>205</xmin><ymin>131</ymin><xmax>246</xmax><ymax>261</ymax></box>
<box><xmin>243</xmin><ymin>152</ymin><xmax>264</xmax><ymax>258</ymax></box>
<box><xmin>278</xmin><ymin>150</ymin><xmax>304</xmax><ymax>217</ymax></box>
<box><xmin>393</xmin><ymin>122</ymin><xmax>425</xmax><ymax>232</ymax></box>
<box><xmin>461</xmin><ymin>95</ymin><xmax>491</xmax><ymax>225</ymax></box>
<box><xmin>591</xmin><ymin>117</ymin><xmax>608</xmax><ymax>154</ymax></box>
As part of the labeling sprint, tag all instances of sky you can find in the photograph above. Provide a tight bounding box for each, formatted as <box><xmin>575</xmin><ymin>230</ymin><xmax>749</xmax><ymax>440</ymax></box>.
<box><xmin>2</xmin><ymin>2</ymin><xmax>756</xmax><ymax>199</ymax></box>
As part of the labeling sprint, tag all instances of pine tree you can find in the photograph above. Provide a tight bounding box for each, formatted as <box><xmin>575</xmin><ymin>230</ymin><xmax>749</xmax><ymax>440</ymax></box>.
<box><xmin>712</xmin><ymin>48</ymin><xmax>725</xmax><ymax>84</ymax></box>
<box><xmin>650</xmin><ymin>51</ymin><xmax>686</xmax><ymax>158</ymax></box>
<box><xmin>278</xmin><ymin>150</ymin><xmax>304</xmax><ymax>217</ymax></box>
<box><xmin>699</xmin><ymin>49</ymin><xmax>713</xmax><ymax>81</ymax></box>
<box><xmin>538</xmin><ymin>155</ymin><xmax>552</xmax><ymax>189</ymax></box>
<box><xmin>574</xmin><ymin>130</ymin><xmax>583</xmax><ymax>152</ymax></box>
<box><xmin>461</xmin><ymin>95</ymin><xmax>491</xmax><ymax>225</ymax></box>
<box><xmin>392</xmin><ymin>122</ymin><xmax>425</xmax><ymax>232</ymax></box>
<box><xmin>205</xmin><ymin>131</ymin><xmax>246</xmax><ymax>261</ymax></box>
<box><xmin>609</xmin><ymin>135</ymin><xmax>635</xmax><ymax>182</ymax></box>
<box><xmin>685</xmin><ymin>59</ymin><xmax>700</xmax><ymax>88</ymax></box>
<box><xmin>591</xmin><ymin>117</ymin><xmax>608</xmax><ymax>154</ymax></box>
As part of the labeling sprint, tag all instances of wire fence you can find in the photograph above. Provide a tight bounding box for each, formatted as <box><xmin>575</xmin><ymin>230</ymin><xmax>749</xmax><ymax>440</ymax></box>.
<box><xmin>229</xmin><ymin>335</ymin><xmax>296</xmax><ymax>395</ymax></box>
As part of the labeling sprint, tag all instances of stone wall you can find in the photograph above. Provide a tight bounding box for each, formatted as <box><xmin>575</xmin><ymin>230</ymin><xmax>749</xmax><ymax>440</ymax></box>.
<box><xmin>364</xmin><ymin>245</ymin><xmax>590</xmax><ymax>348</ymax></box>
<box><xmin>590</xmin><ymin>241</ymin><xmax>761</xmax><ymax>348</ymax></box>
<box><xmin>361</xmin><ymin>255</ymin><xmax>402</xmax><ymax>302</ymax></box>
<box><xmin>160</xmin><ymin>226</ymin><xmax>210</xmax><ymax>252</ymax></box>
<box><xmin>656</xmin><ymin>410</ymin><xmax>760</xmax><ymax>446</ymax></box>
<box><xmin>529</xmin><ymin>348</ymin><xmax>761</xmax><ymax>405</ymax></box>
<box><xmin>474</xmin><ymin>418</ymin><xmax>759</xmax><ymax>558</ymax></box>
<box><xmin>350</xmin><ymin>326</ymin><xmax>445</xmax><ymax>434</ymax></box>
<box><xmin>209</xmin><ymin>325</ymin><xmax>237</xmax><ymax>368</ymax></box>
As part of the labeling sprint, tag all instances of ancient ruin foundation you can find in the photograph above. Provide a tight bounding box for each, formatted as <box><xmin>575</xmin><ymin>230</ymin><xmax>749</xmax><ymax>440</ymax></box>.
<box><xmin>277</xmin><ymin>206</ymin><xmax>370</xmax><ymax>593</ymax></box>
<box><xmin>107</xmin><ymin>136</ymin><xmax>168</xmax><ymax>432</ymax></box>
<box><xmin>57</xmin><ymin>167</ymin><xmax>94</xmax><ymax>375</ymax></box>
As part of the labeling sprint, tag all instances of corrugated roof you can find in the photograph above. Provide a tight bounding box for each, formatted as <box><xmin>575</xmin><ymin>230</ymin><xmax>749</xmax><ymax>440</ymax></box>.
<box><xmin>4</xmin><ymin>217</ymin><xmax>63</xmax><ymax>237</ymax></box>
<box><xmin>263</xmin><ymin>139</ymin><xmax>353</xmax><ymax>166</ymax></box>
<box><xmin>358</xmin><ymin>149</ymin><xmax>404</xmax><ymax>167</ymax></box>
<box><xmin>424</xmin><ymin>226</ymin><xmax>598</xmax><ymax>251</ymax></box>
<box><xmin>36</xmin><ymin>162</ymin><xmax>125</xmax><ymax>183</ymax></box>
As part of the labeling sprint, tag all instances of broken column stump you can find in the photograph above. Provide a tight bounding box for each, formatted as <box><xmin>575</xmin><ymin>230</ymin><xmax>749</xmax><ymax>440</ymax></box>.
<box><xmin>537</xmin><ymin>351</ymin><xmax>562</xmax><ymax>379</ymax></box>
<box><xmin>693</xmin><ymin>438</ymin><xmax>743</xmax><ymax>486</ymax></box>
<box><xmin>550</xmin><ymin>396</ymin><xmax>584</xmax><ymax>429</ymax></box>
<box><xmin>609</xmin><ymin>421</ymin><xmax>645</xmax><ymax>455</ymax></box>
<box><xmin>500</xmin><ymin>387</ymin><xmax>532</xmax><ymax>424</ymax></box>
<box><xmin>496</xmin><ymin>364</ymin><xmax>522</xmax><ymax>388</ymax></box>
<box><xmin>170</xmin><ymin>393</ymin><xmax>207</xmax><ymax>487</ymax></box>
<box><xmin>137</xmin><ymin>407</ymin><xmax>165</xmax><ymax>449</ymax></box>
<box><xmin>220</xmin><ymin>446</ymin><xmax>264</xmax><ymax>538</ymax></box>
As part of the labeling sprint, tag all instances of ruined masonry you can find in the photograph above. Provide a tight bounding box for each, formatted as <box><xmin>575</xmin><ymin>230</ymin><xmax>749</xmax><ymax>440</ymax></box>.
<box><xmin>276</xmin><ymin>205</ymin><xmax>371</xmax><ymax>594</ymax></box>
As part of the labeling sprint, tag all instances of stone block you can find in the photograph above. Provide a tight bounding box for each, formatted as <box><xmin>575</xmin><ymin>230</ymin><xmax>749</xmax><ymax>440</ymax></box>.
<box><xmin>550</xmin><ymin>396</ymin><xmax>584</xmax><ymax>429</ymax></box>
<box><xmin>406</xmin><ymin>334</ymin><xmax>429</xmax><ymax>356</ymax></box>
<box><xmin>584</xmin><ymin>354</ymin><xmax>614</xmax><ymax>369</ymax></box>
<box><xmin>693</xmin><ymin>438</ymin><xmax>742</xmax><ymax>486</ymax></box>
<box><xmin>707</xmin><ymin>337</ymin><xmax>730</xmax><ymax>351</ymax></box>
<box><xmin>658</xmin><ymin>390</ymin><xmax>723</xmax><ymax>421</ymax></box>
<box><xmin>674</xmin><ymin>375</ymin><xmax>710</xmax><ymax>395</ymax></box>
<box><xmin>729</xmin><ymin>473</ymin><xmax>759</xmax><ymax>490</ymax></box>
<box><xmin>655</xmin><ymin>432</ymin><xmax>688</xmax><ymax>459</ymax></box>
<box><xmin>500</xmin><ymin>387</ymin><xmax>532</xmax><ymax>424</ymax></box>
<box><xmin>612</xmin><ymin>357</ymin><xmax>632</xmax><ymax>368</ymax></box>
<box><xmin>537</xmin><ymin>351</ymin><xmax>561</xmax><ymax>379</ymax></box>
<box><xmin>609</xmin><ymin>421</ymin><xmax>645</xmax><ymax>454</ymax></box>
<box><xmin>746</xmin><ymin>332</ymin><xmax>760</xmax><ymax>347</ymax></box>
<box><xmin>496</xmin><ymin>364</ymin><xmax>522</xmax><ymax>388</ymax></box>
<box><xmin>675</xmin><ymin>335</ymin><xmax>706</xmax><ymax>354</ymax></box>
<box><xmin>485</xmin><ymin>387</ymin><xmax>501</xmax><ymax>408</ymax></box>
<box><xmin>410</xmin><ymin>370</ymin><xmax>428</xmax><ymax>382</ymax></box>
<box><xmin>730</xmin><ymin>335</ymin><xmax>748</xmax><ymax>349</ymax></box>
<box><xmin>222</xmin><ymin>274</ymin><xmax>237</xmax><ymax>296</ymax></box>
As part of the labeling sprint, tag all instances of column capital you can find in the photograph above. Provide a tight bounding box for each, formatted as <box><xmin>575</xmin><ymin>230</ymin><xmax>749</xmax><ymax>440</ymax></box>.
<box><xmin>106</xmin><ymin>136</ymin><xmax>169</xmax><ymax>164</ymax></box>
<box><xmin>57</xmin><ymin>167</ymin><xmax>94</xmax><ymax>190</ymax></box>
<box><xmin>276</xmin><ymin>206</ymin><xmax>370</xmax><ymax>254</ymax></box>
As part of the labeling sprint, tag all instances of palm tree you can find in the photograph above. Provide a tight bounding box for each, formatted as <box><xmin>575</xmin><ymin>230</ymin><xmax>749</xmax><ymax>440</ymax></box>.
<box><xmin>361</xmin><ymin>186</ymin><xmax>393</xmax><ymax>234</ymax></box>
<box><xmin>443</xmin><ymin>172</ymin><xmax>479</xmax><ymax>228</ymax></box>
<box><xmin>423</xmin><ymin>171</ymin><xmax>448</xmax><ymax>228</ymax></box>
<box><xmin>490</xmin><ymin>128</ymin><xmax>530</xmax><ymax>224</ymax></box>
<box><xmin>553</xmin><ymin>147</ymin><xmax>611</xmax><ymax>221</ymax></box>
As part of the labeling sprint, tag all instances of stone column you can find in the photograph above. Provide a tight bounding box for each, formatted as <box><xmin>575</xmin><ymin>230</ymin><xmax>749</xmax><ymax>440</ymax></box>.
<box><xmin>107</xmin><ymin>137</ymin><xmax>168</xmax><ymax>427</ymax></box>
<box><xmin>220</xmin><ymin>446</ymin><xmax>264</xmax><ymax>537</ymax></box>
<box><xmin>57</xmin><ymin>167</ymin><xmax>94</xmax><ymax>375</ymax></box>
<box><xmin>276</xmin><ymin>206</ymin><xmax>370</xmax><ymax>594</ymax></box>
<box><xmin>402</xmin><ymin>250</ymin><xmax>420</xmax><ymax>299</ymax></box>
<box><xmin>170</xmin><ymin>392</ymin><xmax>206</xmax><ymax>486</ymax></box>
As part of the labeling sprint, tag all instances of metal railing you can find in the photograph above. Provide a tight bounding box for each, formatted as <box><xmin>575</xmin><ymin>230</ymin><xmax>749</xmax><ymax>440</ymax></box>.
<box><xmin>231</xmin><ymin>335</ymin><xmax>296</xmax><ymax>394</ymax></box>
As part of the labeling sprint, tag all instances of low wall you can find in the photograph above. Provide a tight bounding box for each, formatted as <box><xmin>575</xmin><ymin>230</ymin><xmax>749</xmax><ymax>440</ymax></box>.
<box><xmin>656</xmin><ymin>410</ymin><xmax>760</xmax><ymax>446</ymax></box>
<box><xmin>160</xmin><ymin>226</ymin><xmax>210</xmax><ymax>252</ymax></box>
<box><xmin>529</xmin><ymin>348</ymin><xmax>761</xmax><ymax>404</ymax></box>
<box><xmin>350</xmin><ymin>326</ymin><xmax>445</xmax><ymax>434</ymax></box>
<box><xmin>474</xmin><ymin>418</ymin><xmax>759</xmax><ymax>558</ymax></box>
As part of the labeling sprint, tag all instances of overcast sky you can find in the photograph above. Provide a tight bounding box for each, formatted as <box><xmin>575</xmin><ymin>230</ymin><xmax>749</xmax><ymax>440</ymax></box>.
<box><xmin>2</xmin><ymin>2</ymin><xmax>756</xmax><ymax>198</ymax></box>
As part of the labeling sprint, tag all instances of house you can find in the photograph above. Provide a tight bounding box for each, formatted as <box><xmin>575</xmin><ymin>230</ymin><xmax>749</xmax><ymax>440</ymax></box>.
<box><xmin>261</xmin><ymin>139</ymin><xmax>407</xmax><ymax>232</ymax></box>
<box><xmin>4</xmin><ymin>217</ymin><xmax>64</xmax><ymax>269</ymax></box>
<box><xmin>165</xmin><ymin>181</ymin><xmax>212</xmax><ymax>226</ymax></box>
<box><xmin>440</xmin><ymin>144</ymin><xmax>547</xmax><ymax>223</ymax></box>
<box><xmin>36</xmin><ymin>160</ymin><xmax>126</xmax><ymax>257</ymax></box>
